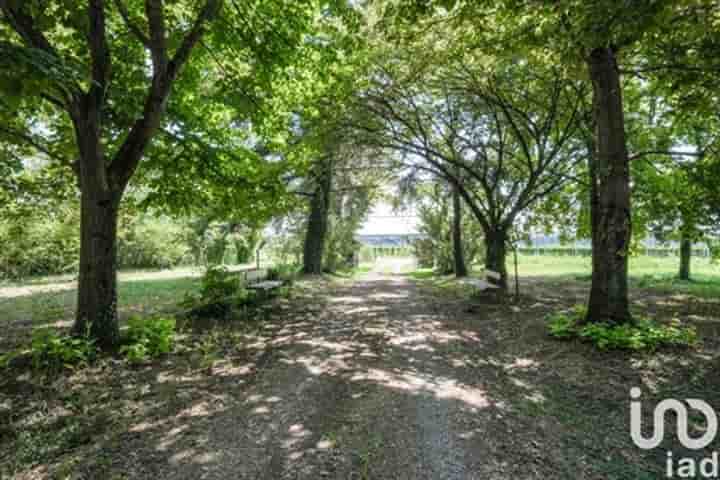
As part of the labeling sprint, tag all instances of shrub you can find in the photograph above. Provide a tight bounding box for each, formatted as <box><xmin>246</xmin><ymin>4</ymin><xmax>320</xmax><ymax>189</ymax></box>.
<box><xmin>117</xmin><ymin>216</ymin><xmax>191</xmax><ymax>269</ymax></box>
<box><xmin>121</xmin><ymin>315</ymin><xmax>176</xmax><ymax>363</ymax></box>
<box><xmin>181</xmin><ymin>266</ymin><xmax>248</xmax><ymax>318</ymax></box>
<box><xmin>547</xmin><ymin>312</ymin><xmax>577</xmax><ymax>339</ymax></box>
<box><xmin>546</xmin><ymin>307</ymin><xmax>697</xmax><ymax>351</ymax></box>
<box><xmin>29</xmin><ymin>329</ymin><xmax>97</xmax><ymax>372</ymax></box>
<box><xmin>0</xmin><ymin>208</ymin><xmax>80</xmax><ymax>279</ymax></box>
<box><xmin>266</xmin><ymin>263</ymin><xmax>299</xmax><ymax>284</ymax></box>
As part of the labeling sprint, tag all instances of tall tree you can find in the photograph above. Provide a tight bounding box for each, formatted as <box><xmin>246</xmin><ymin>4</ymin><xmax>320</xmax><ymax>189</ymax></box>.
<box><xmin>0</xmin><ymin>0</ymin><xmax>324</xmax><ymax>346</ymax></box>
<box><xmin>353</xmin><ymin>45</ymin><xmax>586</xmax><ymax>288</ymax></box>
<box><xmin>451</xmin><ymin>180</ymin><xmax>468</xmax><ymax>277</ymax></box>
<box><xmin>380</xmin><ymin>0</ymin><xmax>718</xmax><ymax>317</ymax></box>
<box><xmin>302</xmin><ymin>157</ymin><xmax>333</xmax><ymax>274</ymax></box>
<box><xmin>0</xmin><ymin>0</ymin><xmax>222</xmax><ymax>346</ymax></box>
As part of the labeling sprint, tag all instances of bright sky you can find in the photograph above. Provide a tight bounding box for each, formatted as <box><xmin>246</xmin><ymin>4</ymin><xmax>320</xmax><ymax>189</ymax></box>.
<box><xmin>356</xmin><ymin>202</ymin><xmax>420</xmax><ymax>236</ymax></box>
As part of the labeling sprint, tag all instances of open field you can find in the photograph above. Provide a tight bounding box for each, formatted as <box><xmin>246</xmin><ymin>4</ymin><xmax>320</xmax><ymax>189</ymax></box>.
<box><xmin>514</xmin><ymin>253</ymin><xmax>720</xmax><ymax>299</ymax></box>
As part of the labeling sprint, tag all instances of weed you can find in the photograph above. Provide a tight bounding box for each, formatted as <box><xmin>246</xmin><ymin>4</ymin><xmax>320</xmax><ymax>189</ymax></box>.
<box><xmin>120</xmin><ymin>315</ymin><xmax>175</xmax><ymax>363</ymax></box>
<box><xmin>29</xmin><ymin>328</ymin><xmax>97</xmax><ymax>373</ymax></box>
<box><xmin>547</xmin><ymin>307</ymin><xmax>697</xmax><ymax>351</ymax></box>
<box><xmin>181</xmin><ymin>266</ymin><xmax>248</xmax><ymax>318</ymax></box>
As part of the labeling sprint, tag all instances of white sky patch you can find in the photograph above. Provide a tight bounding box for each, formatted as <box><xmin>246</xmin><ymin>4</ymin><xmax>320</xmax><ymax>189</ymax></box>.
<box><xmin>357</xmin><ymin>202</ymin><xmax>419</xmax><ymax>236</ymax></box>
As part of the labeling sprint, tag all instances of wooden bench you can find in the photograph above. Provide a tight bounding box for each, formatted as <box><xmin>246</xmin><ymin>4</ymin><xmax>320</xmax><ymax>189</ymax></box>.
<box><xmin>246</xmin><ymin>280</ymin><xmax>284</xmax><ymax>300</ymax></box>
<box><xmin>241</xmin><ymin>268</ymin><xmax>268</xmax><ymax>285</ymax></box>
<box><xmin>460</xmin><ymin>269</ymin><xmax>502</xmax><ymax>293</ymax></box>
<box><xmin>246</xmin><ymin>280</ymin><xmax>284</xmax><ymax>291</ymax></box>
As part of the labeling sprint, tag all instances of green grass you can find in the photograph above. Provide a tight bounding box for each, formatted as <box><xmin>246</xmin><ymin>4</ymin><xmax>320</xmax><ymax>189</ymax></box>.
<box><xmin>406</xmin><ymin>268</ymin><xmax>436</xmax><ymax>280</ymax></box>
<box><xmin>327</xmin><ymin>263</ymin><xmax>374</xmax><ymax>279</ymax></box>
<box><xmin>513</xmin><ymin>253</ymin><xmax>719</xmax><ymax>278</ymax></box>
<box><xmin>409</xmin><ymin>254</ymin><xmax>720</xmax><ymax>299</ymax></box>
<box><xmin>513</xmin><ymin>253</ymin><xmax>720</xmax><ymax>298</ymax></box>
<box><xmin>0</xmin><ymin>276</ymin><xmax>201</xmax><ymax>328</ymax></box>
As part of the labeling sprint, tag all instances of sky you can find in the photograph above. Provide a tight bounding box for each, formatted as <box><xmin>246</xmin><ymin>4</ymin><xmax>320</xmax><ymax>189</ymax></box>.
<box><xmin>356</xmin><ymin>202</ymin><xmax>420</xmax><ymax>236</ymax></box>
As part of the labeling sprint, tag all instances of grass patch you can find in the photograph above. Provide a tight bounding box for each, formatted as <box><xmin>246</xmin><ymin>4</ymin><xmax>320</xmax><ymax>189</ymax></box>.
<box><xmin>0</xmin><ymin>277</ymin><xmax>200</xmax><ymax>325</ymax></box>
<box><xmin>328</xmin><ymin>264</ymin><xmax>374</xmax><ymax>279</ymax></box>
<box><xmin>405</xmin><ymin>254</ymin><xmax>720</xmax><ymax>299</ymax></box>
<box><xmin>516</xmin><ymin>253</ymin><xmax>720</xmax><ymax>288</ymax></box>
<box><xmin>406</xmin><ymin>268</ymin><xmax>436</xmax><ymax>280</ymax></box>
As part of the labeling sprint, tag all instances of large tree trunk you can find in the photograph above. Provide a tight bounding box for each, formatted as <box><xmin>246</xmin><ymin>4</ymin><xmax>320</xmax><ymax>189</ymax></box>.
<box><xmin>584</xmin><ymin>47</ymin><xmax>632</xmax><ymax>325</ymax></box>
<box><xmin>452</xmin><ymin>184</ymin><xmax>468</xmax><ymax>277</ymax></box>
<box><xmin>302</xmin><ymin>163</ymin><xmax>332</xmax><ymax>274</ymax></box>
<box><xmin>679</xmin><ymin>230</ymin><xmax>692</xmax><ymax>281</ymax></box>
<box><xmin>485</xmin><ymin>227</ymin><xmax>508</xmax><ymax>289</ymax></box>
<box><xmin>74</xmin><ymin>185</ymin><xmax>122</xmax><ymax>348</ymax></box>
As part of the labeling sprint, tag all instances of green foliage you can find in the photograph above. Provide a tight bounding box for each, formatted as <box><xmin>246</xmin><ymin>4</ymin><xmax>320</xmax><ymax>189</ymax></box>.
<box><xmin>29</xmin><ymin>329</ymin><xmax>97</xmax><ymax>372</ymax></box>
<box><xmin>120</xmin><ymin>316</ymin><xmax>176</xmax><ymax>363</ymax></box>
<box><xmin>546</xmin><ymin>312</ymin><xmax>578</xmax><ymax>339</ymax></box>
<box><xmin>547</xmin><ymin>307</ymin><xmax>698</xmax><ymax>351</ymax></box>
<box><xmin>0</xmin><ymin>203</ymin><xmax>208</xmax><ymax>280</ymax></box>
<box><xmin>181</xmin><ymin>266</ymin><xmax>248</xmax><ymax>318</ymax></box>
<box><xmin>267</xmin><ymin>263</ymin><xmax>299</xmax><ymax>284</ymax></box>
<box><xmin>0</xmin><ymin>205</ymin><xmax>80</xmax><ymax>279</ymax></box>
<box><xmin>117</xmin><ymin>215</ymin><xmax>192</xmax><ymax>269</ymax></box>
<box><xmin>412</xmin><ymin>183</ymin><xmax>484</xmax><ymax>273</ymax></box>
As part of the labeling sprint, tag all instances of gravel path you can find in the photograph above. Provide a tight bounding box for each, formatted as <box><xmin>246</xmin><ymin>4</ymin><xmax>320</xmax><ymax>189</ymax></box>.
<box><xmin>141</xmin><ymin>265</ymin><xmax>513</xmax><ymax>480</ymax></box>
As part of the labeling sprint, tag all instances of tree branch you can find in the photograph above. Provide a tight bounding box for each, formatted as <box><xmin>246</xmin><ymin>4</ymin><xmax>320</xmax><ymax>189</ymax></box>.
<box><xmin>113</xmin><ymin>0</ymin><xmax>151</xmax><ymax>48</ymax></box>
<box><xmin>145</xmin><ymin>0</ymin><xmax>168</xmax><ymax>71</ymax></box>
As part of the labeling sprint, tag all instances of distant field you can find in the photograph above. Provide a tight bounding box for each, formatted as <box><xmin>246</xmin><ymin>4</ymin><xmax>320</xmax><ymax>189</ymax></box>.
<box><xmin>513</xmin><ymin>254</ymin><xmax>720</xmax><ymax>297</ymax></box>
<box><xmin>515</xmin><ymin>252</ymin><xmax>719</xmax><ymax>278</ymax></box>
<box><xmin>407</xmin><ymin>254</ymin><xmax>720</xmax><ymax>299</ymax></box>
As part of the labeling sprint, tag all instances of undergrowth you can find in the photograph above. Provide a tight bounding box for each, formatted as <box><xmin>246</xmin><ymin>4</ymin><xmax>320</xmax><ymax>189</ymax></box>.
<box><xmin>181</xmin><ymin>265</ymin><xmax>250</xmax><ymax>318</ymax></box>
<box><xmin>120</xmin><ymin>315</ymin><xmax>176</xmax><ymax>363</ymax></box>
<box><xmin>547</xmin><ymin>305</ymin><xmax>698</xmax><ymax>351</ymax></box>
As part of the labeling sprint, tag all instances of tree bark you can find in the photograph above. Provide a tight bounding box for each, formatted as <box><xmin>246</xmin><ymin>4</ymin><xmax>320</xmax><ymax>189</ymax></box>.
<box><xmin>452</xmin><ymin>184</ymin><xmax>468</xmax><ymax>277</ymax></box>
<box><xmin>679</xmin><ymin>230</ymin><xmax>692</xmax><ymax>281</ymax></box>
<box><xmin>74</xmin><ymin>184</ymin><xmax>122</xmax><ymax>348</ymax></box>
<box><xmin>485</xmin><ymin>227</ymin><xmax>508</xmax><ymax>289</ymax></box>
<box><xmin>302</xmin><ymin>163</ymin><xmax>332</xmax><ymax>274</ymax></box>
<box><xmin>584</xmin><ymin>47</ymin><xmax>632</xmax><ymax>325</ymax></box>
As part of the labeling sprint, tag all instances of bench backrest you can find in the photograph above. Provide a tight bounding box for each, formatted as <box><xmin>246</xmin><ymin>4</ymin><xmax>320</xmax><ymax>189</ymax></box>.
<box><xmin>243</xmin><ymin>268</ymin><xmax>268</xmax><ymax>283</ymax></box>
<box><xmin>485</xmin><ymin>269</ymin><xmax>501</xmax><ymax>281</ymax></box>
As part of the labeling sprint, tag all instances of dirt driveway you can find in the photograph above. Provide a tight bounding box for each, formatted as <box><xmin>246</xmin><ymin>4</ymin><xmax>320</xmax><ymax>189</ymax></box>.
<box><xmin>11</xmin><ymin>264</ymin><xmax>717</xmax><ymax>479</ymax></box>
<box><xmin>190</xmin><ymin>268</ymin><xmax>501</xmax><ymax>479</ymax></box>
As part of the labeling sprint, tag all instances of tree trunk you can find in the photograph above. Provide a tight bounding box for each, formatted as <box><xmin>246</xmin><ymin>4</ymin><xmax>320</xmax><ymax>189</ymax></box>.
<box><xmin>679</xmin><ymin>230</ymin><xmax>692</xmax><ymax>281</ymax></box>
<box><xmin>584</xmin><ymin>47</ymin><xmax>632</xmax><ymax>325</ymax></box>
<box><xmin>452</xmin><ymin>184</ymin><xmax>468</xmax><ymax>277</ymax></box>
<box><xmin>74</xmin><ymin>186</ymin><xmax>122</xmax><ymax>348</ymax></box>
<box><xmin>302</xmin><ymin>163</ymin><xmax>332</xmax><ymax>274</ymax></box>
<box><xmin>485</xmin><ymin>228</ymin><xmax>508</xmax><ymax>289</ymax></box>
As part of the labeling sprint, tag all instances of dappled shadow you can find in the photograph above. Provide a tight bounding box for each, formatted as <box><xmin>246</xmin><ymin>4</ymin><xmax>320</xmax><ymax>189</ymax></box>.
<box><xmin>3</xmin><ymin>272</ymin><xmax>719</xmax><ymax>479</ymax></box>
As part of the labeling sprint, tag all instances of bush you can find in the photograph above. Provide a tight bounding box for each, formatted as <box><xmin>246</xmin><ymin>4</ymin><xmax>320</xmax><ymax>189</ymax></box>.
<box><xmin>547</xmin><ymin>313</ymin><xmax>577</xmax><ymax>339</ymax></box>
<box><xmin>412</xmin><ymin>185</ymin><xmax>484</xmax><ymax>274</ymax></box>
<box><xmin>547</xmin><ymin>307</ymin><xmax>698</xmax><ymax>351</ymax></box>
<box><xmin>0</xmin><ymin>208</ymin><xmax>80</xmax><ymax>279</ymax></box>
<box><xmin>29</xmin><ymin>329</ymin><xmax>97</xmax><ymax>372</ymax></box>
<box><xmin>267</xmin><ymin>263</ymin><xmax>299</xmax><ymax>284</ymax></box>
<box><xmin>117</xmin><ymin>216</ymin><xmax>191</xmax><ymax>269</ymax></box>
<box><xmin>181</xmin><ymin>266</ymin><xmax>248</xmax><ymax>318</ymax></box>
<box><xmin>121</xmin><ymin>315</ymin><xmax>176</xmax><ymax>363</ymax></box>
